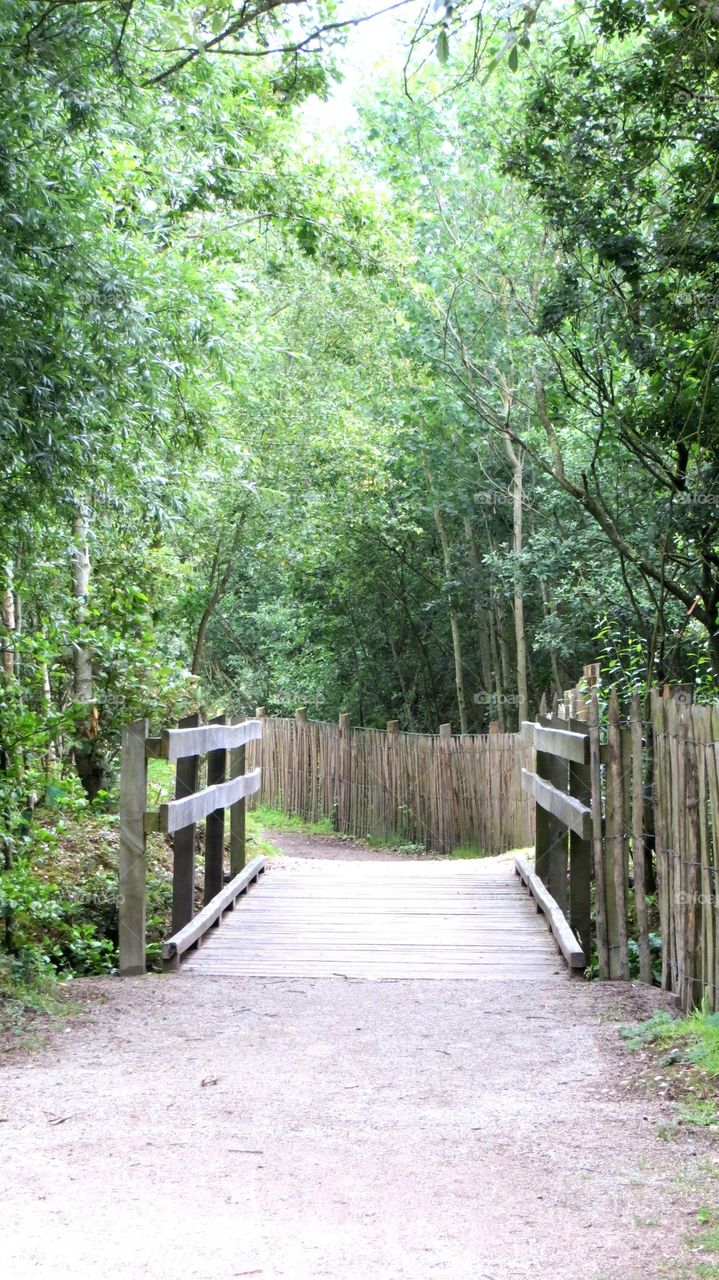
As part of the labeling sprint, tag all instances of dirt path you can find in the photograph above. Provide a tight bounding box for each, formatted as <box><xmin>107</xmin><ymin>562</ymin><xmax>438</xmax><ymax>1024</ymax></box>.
<box><xmin>2</xmin><ymin>844</ymin><xmax>713</xmax><ymax>1280</ymax></box>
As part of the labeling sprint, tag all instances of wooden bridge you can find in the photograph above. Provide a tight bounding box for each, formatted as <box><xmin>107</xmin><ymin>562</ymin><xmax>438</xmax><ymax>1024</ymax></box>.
<box><xmin>182</xmin><ymin>857</ymin><xmax>565</xmax><ymax>981</ymax></box>
<box><xmin>118</xmin><ymin>712</ymin><xmax>586</xmax><ymax>982</ymax></box>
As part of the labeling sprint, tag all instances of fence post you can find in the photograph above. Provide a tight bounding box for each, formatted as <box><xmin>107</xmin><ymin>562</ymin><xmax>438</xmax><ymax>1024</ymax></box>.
<box><xmin>606</xmin><ymin>690</ymin><xmax>630</xmax><ymax>979</ymax></box>
<box><xmin>385</xmin><ymin>720</ymin><xmax>399</xmax><ymax>844</ymax></box>
<box><xmin>438</xmin><ymin>723</ymin><xmax>452</xmax><ymax>852</ymax></box>
<box><xmin>568</xmin><ymin>716</ymin><xmax>592</xmax><ymax>963</ymax></box>
<box><xmin>295</xmin><ymin>707</ymin><xmax>308</xmax><ymax>818</ymax></box>
<box><xmin>204</xmin><ymin>713</ymin><xmax>228</xmax><ymax>905</ymax></box>
<box><xmin>536</xmin><ymin>711</ymin><xmax>568</xmax><ymax>912</ymax></box>
<box><xmin>588</xmin><ymin>690</ymin><xmax>610</xmax><ymax>978</ymax></box>
<box><xmin>630</xmin><ymin>692</ymin><xmax>652</xmax><ymax>985</ymax></box>
<box><xmin>171</xmin><ymin>711</ymin><xmax>201</xmax><ymax>934</ymax></box>
<box><xmin>119</xmin><ymin>718</ymin><xmax>149</xmax><ymax>976</ymax></box>
<box><xmin>338</xmin><ymin>712</ymin><xmax>351</xmax><ymax>833</ymax></box>
<box><xmin>229</xmin><ymin>716</ymin><xmax>247</xmax><ymax>877</ymax></box>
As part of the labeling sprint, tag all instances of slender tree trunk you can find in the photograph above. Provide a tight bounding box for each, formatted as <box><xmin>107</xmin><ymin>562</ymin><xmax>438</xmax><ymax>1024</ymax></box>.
<box><xmin>503</xmin><ymin>434</ymin><xmax>528</xmax><ymax>728</ymax></box>
<box><xmin>2</xmin><ymin>564</ymin><xmax>15</xmax><ymax>676</ymax></box>
<box><xmin>463</xmin><ymin>517</ymin><xmax>494</xmax><ymax>704</ymax></box>
<box><xmin>424</xmin><ymin>462</ymin><xmax>468</xmax><ymax>734</ymax></box>
<box><xmin>72</xmin><ymin>511</ymin><xmax>93</xmax><ymax>704</ymax></box>
<box><xmin>539</xmin><ymin>579</ymin><xmax>563</xmax><ymax>695</ymax></box>
<box><xmin>71</xmin><ymin>509</ymin><xmax>105</xmax><ymax>800</ymax></box>
<box><xmin>488</xmin><ymin>597</ymin><xmax>506</xmax><ymax>731</ymax></box>
<box><xmin>495</xmin><ymin>603</ymin><xmax>512</xmax><ymax>694</ymax></box>
<box><xmin>191</xmin><ymin>517</ymin><xmax>246</xmax><ymax>677</ymax></box>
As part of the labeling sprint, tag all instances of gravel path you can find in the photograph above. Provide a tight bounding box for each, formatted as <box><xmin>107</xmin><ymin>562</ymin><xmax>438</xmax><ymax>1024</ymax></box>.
<box><xmin>1</xmin><ymin>846</ymin><xmax>712</xmax><ymax>1279</ymax></box>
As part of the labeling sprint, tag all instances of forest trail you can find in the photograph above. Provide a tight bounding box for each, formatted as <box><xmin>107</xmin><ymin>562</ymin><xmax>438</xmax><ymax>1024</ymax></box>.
<box><xmin>2</xmin><ymin>839</ymin><xmax>710</xmax><ymax>1280</ymax></box>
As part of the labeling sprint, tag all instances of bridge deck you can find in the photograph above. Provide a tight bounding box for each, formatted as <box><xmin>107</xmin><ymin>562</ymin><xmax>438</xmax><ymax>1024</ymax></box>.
<box><xmin>183</xmin><ymin>857</ymin><xmax>566</xmax><ymax>980</ymax></box>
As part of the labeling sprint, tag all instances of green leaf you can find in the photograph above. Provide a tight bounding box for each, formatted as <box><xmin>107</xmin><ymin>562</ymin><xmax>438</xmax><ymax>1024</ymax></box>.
<box><xmin>508</xmin><ymin>44</ymin><xmax>519</xmax><ymax>72</ymax></box>
<box><xmin>436</xmin><ymin>29</ymin><xmax>449</xmax><ymax>66</ymax></box>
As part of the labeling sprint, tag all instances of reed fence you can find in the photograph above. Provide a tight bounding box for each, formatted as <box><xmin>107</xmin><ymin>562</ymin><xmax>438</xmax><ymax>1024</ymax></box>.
<box><xmin>248</xmin><ymin>710</ymin><xmax>534</xmax><ymax>855</ymax></box>
<box><xmin>521</xmin><ymin>673</ymin><xmax>719</xmax><ymax>1010</ymax></box>
<box><xmin>652</xmin><ymin>690</ymin><xmax>719</xmax><ymax>1011</ymax></box>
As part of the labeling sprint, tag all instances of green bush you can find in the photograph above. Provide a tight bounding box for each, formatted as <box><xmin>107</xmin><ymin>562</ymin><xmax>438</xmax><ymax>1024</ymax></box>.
<box><xmin>0</xmin><ymin>857</ymin><xmax>116</xmax><ymax>975</ymax></box>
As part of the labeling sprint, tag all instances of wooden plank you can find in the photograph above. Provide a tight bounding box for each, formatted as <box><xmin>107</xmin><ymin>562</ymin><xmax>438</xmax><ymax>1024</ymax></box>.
<box><xmin>204</xmin><ymin>714</ymin><xmax>227</xmax><ymax>905</ymax></box>
<box><xmin>532</xmin><ymin>724</ymin><xmax>589</xmax><ymax>765</ymax></box>
<box><xmin>521</xmin><ymin>769</ymin><xmax>592</xmax><ymax>840</ymax></box>
<box><xmin>150</xmin><ymin>767</ymin><xmax>261</xmax><ymax>835</ymax></box>
<box><xmin>161</xmin><ymin>718</ymin><xmax>262</xmax><ymax>762</ymax></box>
<box><xmin>183</xmin><ymin>860</ymin><xmax>566</xmax><ymax>982</ymax></box>
<box><xmin>171</xmin><ymin>711</ymin><xmax>201</xmax><ymax>934</ymax></box>
<box><xmin>163</xmin><ymin>855</ymin><xmax>267</xmax><ymax>962</ymax></box>
<box><xmin>514</xmin><ymin>855</ymin><xmax>585</xmax><ymax>970</ymax></box>
<box><xmin>118</xmin><ymin>719</ymin><xmax>149</xmax><ymax>976</ymax></box>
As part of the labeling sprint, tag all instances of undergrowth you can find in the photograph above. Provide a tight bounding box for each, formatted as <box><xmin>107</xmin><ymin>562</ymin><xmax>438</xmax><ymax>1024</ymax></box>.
<box><xmin>621</xmin><ymin>1006</ymin><xmax>719</xmax><ymax>1078</ymax></box>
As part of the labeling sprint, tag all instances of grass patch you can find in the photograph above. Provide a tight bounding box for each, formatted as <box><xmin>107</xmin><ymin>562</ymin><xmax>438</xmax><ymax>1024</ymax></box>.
<box><xmin>451</xmin><ymin>846</ymin><xmax>489</xmax><ymax>859</ymax></box>
<box><xmin>621</xmin><ymin>1007</ymin><xmax>719</xmax><ymax>1077</ymax></box>
<box><xmin>251</xmin><ymin>805</ymin><xmax>335</xmax><ymax>838</ymax></box>
<box><xmin>0</xmin><ymin>953</ymin><xmax>78</xmax><ymax>1052</ymax></box>
<box><xmin>620</xmin><ymin>1006</ymin><xmax>719</xmax><ymax>1140</ymax></box>
<box><xmin>680</xmin><ymin>1206</ymin><xmax>719</xmax><ymax>1279</ymax></box>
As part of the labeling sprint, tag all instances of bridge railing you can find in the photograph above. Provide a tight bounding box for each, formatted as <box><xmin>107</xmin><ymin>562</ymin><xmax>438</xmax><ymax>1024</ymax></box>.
<box><xmin>118</xmin><ymin>715</ymin><xmax>264</xmax><ymax>975</ymax></box>
<box><xmin>519</xmin><ymin>668</ymin><xmax>719</xmax><ymax>1011</ymax></box>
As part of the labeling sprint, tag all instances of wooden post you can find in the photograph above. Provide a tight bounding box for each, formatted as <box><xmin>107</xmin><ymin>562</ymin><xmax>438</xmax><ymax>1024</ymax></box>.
<box><xmin>536</xmin><ymin>714</ymin><xmax>569</xmax><ymax>912</ymax></box>
<box><xmin>338</xmin><ymin>712</ymin><xmax>351</xmax><ymax>834</ymax></box>
<box><xmin>589</xmin><ymin>691</ymin><xmax>610</xmax><ymax>978</ymax></box>
<box><xmin>439</xmin><ymin>723</ymin><xmax>452</xmax><ymax>852</ymax></box>
<box><xmin>534</xmin><ymin>733</ymin><xmax>551</xmax><ymax>886</ymax></box>
<box><xmin>651</xmin><ymin>691</ymin><xmax>671</xmax><ymax>991</ymax></box>
<box><xmin>630</xmin><ymin>693</ymin><xmax>652</xmax><ymax>985</ymax></box>
<box><xmin>119</xmin><ymin>718</ymin><xmax>149</xmax><ymax>976</ymax></box>
<box><xmin>296</xmin><ymin>707</ymin><xmax>308</xmax><ymax>723</ymax></box>
<box><xmin>583</xmin><ymin>663</ymin><xmax>601</xmax><ymax>687</ymax></box>
<box><xmin>171</xmin><ymin>712</ymin><xmax>201</xmax><ymax>935</ymax></box>
<box><xmin>204</xmin><ymin>713</ymin><xmax>227</xmax><ymax>905</ymax></box>
<box><xmin>683</xmin><ymin>709</ymin><xmax>702</xmax><ymax>1009</ymax></box>
<box><xmin>385</xmin><ymin>720</ymin><xmax>398</xmax><ymax>843</ymax></box>
<box><xmin>229</xmin><ymin>717</ymin><xmax>247</xmax><ymax>877</ymax></box>
<box><xmin>568</xmin><ymin>717</ymin><xmax>592</xmax><ymax>963</ymax></box>
<box><xmin>606</xmin><ymin>689</ymin><xmax>630</xmax><ymax>979</ymax></box>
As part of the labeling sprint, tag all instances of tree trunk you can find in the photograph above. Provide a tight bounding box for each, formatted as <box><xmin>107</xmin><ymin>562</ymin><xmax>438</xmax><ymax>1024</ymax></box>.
<box><xmin>2</xmin><ymin>564</ymin><xmax>15</xmax><ymax>676</ymax></box>
<box><xmin>71</xmin><ymin>510</ymin><xmax>105</xmax><ymax>800</ymax></box>
<box><xmin>463</xmin><ymin>517</ymin><xmax>494</xmax><ymax>714</ymax></box>
<box><xmin>424</xmin><ymin>462</ymin><xmax>468</xmax><ymax>734</ymax></box>
<box><xmin>191</xmin><ymin>517</ymin><xmax>246</xmax><ymax>677</ymax></box>
<box><xmin>539</xmin><ymin>580</ymin><xmax>563</xmax><ymax>695</ymax></box>
<box><xmin>504</xmin><ymin>434</ymin><xmax>528</xmax><ymax>728</ymax></box>
<box><xmin>488</xmin><ymin>595</ymin><xmax>506</xmax><ymax>731</ymax></box>
<box><xmin>72</xmin><ymin>511</ymin><xmax>93</xmax><ymax>703</ymax></box>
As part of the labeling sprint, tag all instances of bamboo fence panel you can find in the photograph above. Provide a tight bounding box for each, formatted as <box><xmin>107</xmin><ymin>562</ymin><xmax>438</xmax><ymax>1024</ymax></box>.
<box><xmin>248</xmin><ymin>716</ymin><xmax>534</xmax><ymax>855</ymax></box>
<box><xmin>651</xmin><ymin>692</ymin><xmax>719</xmax><ymax>1011</ymax></box>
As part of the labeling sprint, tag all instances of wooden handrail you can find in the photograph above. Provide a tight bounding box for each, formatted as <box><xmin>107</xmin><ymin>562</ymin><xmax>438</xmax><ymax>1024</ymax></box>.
<box><xmin>160</xmin><ymin>718</ymin><xmax>262</xmax><ymax>761</ymax></box>
<box><xmin>144</xmin><ymin>767</ymin><xmax>261</xmax><ymax>835</ymax></box>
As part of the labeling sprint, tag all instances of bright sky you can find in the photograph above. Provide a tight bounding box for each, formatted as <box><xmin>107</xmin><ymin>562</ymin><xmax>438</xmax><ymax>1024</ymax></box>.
<box><xmin>301</xmin><ymin>0</ymin><xmax>425</xmax><ymax>139</ymax></box>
